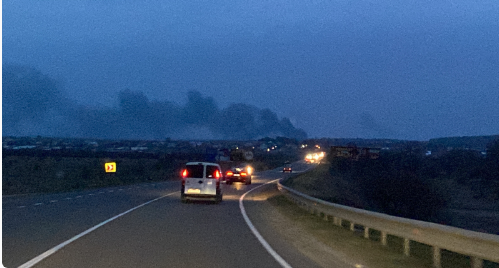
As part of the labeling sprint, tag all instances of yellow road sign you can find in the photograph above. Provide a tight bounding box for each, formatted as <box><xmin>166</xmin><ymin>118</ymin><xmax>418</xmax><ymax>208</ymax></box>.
<box><xmin>105</xmin><ymin>162</ymin><xmax>116</xmax><ymax>173</ymax></box>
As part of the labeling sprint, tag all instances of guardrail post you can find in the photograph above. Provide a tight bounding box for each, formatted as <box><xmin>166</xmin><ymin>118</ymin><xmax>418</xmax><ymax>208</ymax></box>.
<box><xmin>381</xmin><ymin>232</ymin><xmax>387</xmax><ymax>246</ymax></box>
<box><xmin>433</xmin><ymin>247</ymin><xmax>441</xmax><ymax>268</ymax></box>
<box><xmin>471</xmin><ymin>257</ymin><xmax>483</xmax><ymax>268</ymax></box>
<box><xmin>324</xmin><ymin>214</ymin><xmax>329</xmax><ymax>221</ymax></box>
<box><xmin>277</xmin><ymin>180</ymin><xmax>499</xmax><ymax>267</ymax></box>
<box><xmin>403</xmin><ymin>238</ymin><xmax>410</xmax><ymax>256</ymax></box>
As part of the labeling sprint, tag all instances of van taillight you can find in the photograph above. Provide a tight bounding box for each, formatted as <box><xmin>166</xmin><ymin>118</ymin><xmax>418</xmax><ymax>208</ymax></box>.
<box><xmin>215</xmin><ymin>170</ymin><xmax>220</xmax><ymax>179</ymax></box>
<box><xmin>182</xmin><ymin>169</ymin><xmax>188</xmax><ymax>178</ymax></box>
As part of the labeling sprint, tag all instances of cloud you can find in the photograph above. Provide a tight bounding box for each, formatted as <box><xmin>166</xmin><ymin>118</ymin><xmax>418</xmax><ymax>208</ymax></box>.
<box><xmin>2</xmin><ymin>64</ymin><xmax>307</xmax><ymax>140</ymax></box>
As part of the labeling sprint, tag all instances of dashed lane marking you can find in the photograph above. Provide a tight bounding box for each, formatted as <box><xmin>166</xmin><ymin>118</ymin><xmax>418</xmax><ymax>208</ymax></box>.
<box><xmin>18</xmin><ymin>191</ymin><xmax>178</xmax><ymax>268</ymax></box>
<box><xmin>10</xmin><ymin>182</ymin><xmax>179</xmax><ymax>209</ymax></box>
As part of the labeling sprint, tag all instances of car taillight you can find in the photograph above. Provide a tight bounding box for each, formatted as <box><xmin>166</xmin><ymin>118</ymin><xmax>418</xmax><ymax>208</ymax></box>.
<box><xmin>241</xmin><ymin>172</ymin><xmax>247</xmax><ymax>176</ymax></box>
<box><xmin>215</xmin><ymin>170</ymin><xmax>220</xmax><ymax>179</ymax></box>
<box><xmin>182</xmin><ymin>169</ymin><xmax>188</xmax><ymax>178</ymax></box>
<box><xmin>226</xmin><ymin>171</ymin><xmax>233</xmax><ymax>176</ymax></box>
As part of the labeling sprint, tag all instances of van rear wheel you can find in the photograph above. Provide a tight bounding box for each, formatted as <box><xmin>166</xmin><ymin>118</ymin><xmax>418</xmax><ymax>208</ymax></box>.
<box><xmin>181</xmin><ymin>193</ymin><xmax>188</xmax><ymax>203</ymax></box>
<box><xmin>215</xmin><ymin>189</ymin><xmax>222</xmax><ymax>204</ymax></box>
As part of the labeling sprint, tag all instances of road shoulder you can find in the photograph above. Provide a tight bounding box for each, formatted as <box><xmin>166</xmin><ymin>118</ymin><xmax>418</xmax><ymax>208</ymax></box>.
<box><xmin>243</xmin><ymin>182</ymin><xmax>430</xmax><ymax>268</ymax></box>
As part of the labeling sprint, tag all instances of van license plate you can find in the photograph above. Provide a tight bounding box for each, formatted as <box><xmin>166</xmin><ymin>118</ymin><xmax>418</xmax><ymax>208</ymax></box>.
<box><xmin>187</xmin><ymin>189</ymin><xmax>201</xmax><ymax>194</ymax></box>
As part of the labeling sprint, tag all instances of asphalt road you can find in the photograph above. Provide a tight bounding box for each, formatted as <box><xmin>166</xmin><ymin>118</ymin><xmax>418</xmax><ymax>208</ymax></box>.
<box><xmin>3</xmin><ymin>162</ymin><xmax>322</xmax><ymax>268</ymax></box>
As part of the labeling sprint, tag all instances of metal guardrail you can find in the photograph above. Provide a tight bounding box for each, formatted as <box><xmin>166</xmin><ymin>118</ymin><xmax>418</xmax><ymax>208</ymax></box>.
<box><xmin>277</xmin><ymin>179</ymin><xmax>499</xmax><ymax>268</ymax></box>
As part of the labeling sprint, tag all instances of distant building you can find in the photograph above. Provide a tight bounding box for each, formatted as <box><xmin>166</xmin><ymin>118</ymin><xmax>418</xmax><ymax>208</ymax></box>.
<box><xmin>330</xmin><ymin>146</ymin><xmax>380</xmax><ymax>160</ymax></box>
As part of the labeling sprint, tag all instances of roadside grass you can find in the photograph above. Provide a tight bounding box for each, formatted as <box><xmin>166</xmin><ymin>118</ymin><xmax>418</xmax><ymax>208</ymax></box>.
<box><xmin>2</xmin><ymin>152</ymin><xmax>296</xmax><ymax>195</ymax></box>
<box><xmin>268</xmin><ymin>194</ymin><xmax>431</xmax><ymax>268</ymax></box>
<box><xmin>284</xmin><ymin>163</ymin><xmax>371</xmax><ymax>209</ymax></box>
<box><xmin>276</xmin><ymin>164</ymin><xmax>499</xmax><ymax>268</ymax></box>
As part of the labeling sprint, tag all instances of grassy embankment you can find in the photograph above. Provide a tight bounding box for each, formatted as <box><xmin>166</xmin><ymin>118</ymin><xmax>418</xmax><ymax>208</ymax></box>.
<box><xmin>2</xmin><ymin>150</ymin><xmax>297</xmax><ymax>195</ymax></box>
<box><xmin>275</xmin><ymin>163</ymin><xmax>499</xmax><ymax>268</ymax></box>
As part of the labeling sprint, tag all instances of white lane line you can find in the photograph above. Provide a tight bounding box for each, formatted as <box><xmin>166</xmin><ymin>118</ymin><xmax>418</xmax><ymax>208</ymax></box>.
<box><xmin>18</xmin><ymin>206</ymin><xmax>26</xmax><ymax>209</ymax></box>
<box><xmin>65</xmin><ymin>198</ymin><xmax>72</xmax><ymax>200</ymax></box>
<box><xmin>18</xmin><ymin>191</ymin><xmax>178</xmax><ymax>268</ymax></box>
<box><xmin>34</xmin><ymin>203</ymin><xmax>43</xmax><ymax>206</ymax></box>
<box><xmin>50</xmin><ymin>200</ymin><xmax>58</xmax><ymax>203</ymax></box>
<box><xmin>88</xmin><ymin>194</ymin><xmax>94</xmax><ymax>196</ymax></box>
<box><xmin>239</xmin><ymin>179</ymin><xmax>292</xmax><ymax>268</ymax></box>
<box><xmin>76</xmin><ymin>196</ymin><xmax>83</xmax><ymax>198</ymax></box>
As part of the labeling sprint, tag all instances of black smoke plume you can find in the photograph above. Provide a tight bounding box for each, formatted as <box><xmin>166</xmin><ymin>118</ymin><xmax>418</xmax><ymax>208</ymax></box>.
<box><xmin>2</xmin><ymin>64</ymin><xmax>307</xmax><ymax>140</ymax></box>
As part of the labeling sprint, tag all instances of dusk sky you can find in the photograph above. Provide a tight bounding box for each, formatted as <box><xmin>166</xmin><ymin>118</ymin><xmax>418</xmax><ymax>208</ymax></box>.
<box><xmin>3</xmin><ymin>0</ymin><xmax>499</xmax><ymax>140</ymax></box>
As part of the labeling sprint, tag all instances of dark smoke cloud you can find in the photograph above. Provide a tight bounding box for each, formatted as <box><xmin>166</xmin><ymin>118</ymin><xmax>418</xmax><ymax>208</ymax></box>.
<box><xmin>358</xmin><ymin>112</ymin><xmax>396</xmax><ymax>138</ymax></box>
<box><xmin>2</xmin><ymin>64</ymin><xmax>307</xmax><ymax>140</ymax></box>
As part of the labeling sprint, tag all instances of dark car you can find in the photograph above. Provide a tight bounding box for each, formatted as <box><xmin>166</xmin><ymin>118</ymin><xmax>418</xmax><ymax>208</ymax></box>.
<box><xmin>282</xmin><ymin>161</ymin><xmax>292</xmax><ymax>173</ymax></box>
<box><xmin>225</xmin><ymin>166</ymin><xmax>252</xmax><ymax>185</ymax></box>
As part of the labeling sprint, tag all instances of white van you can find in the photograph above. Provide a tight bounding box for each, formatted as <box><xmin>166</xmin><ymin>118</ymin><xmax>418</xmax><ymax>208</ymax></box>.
<box><xmin>180</xmin><ymin>162</ymin><xmax>223</xmax><ymax>203</ymax></box>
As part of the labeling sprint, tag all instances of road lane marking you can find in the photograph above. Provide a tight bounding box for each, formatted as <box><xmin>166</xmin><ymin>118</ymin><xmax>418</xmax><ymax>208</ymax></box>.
<box><xmin>50</xmin><ymin>200</ymin><xmax>58</xmax><ymax>203</ymax></box>
<box><xmin>18</xmin><ymin>191</ymin><xmax>178</xmax><ymax>268</ymax></box>
<box><xmin>34</xmin><ymin>203</ymin><xmax>43</xmax><ymax>206</ymax></box>
<box><xmin>240</xmin><ymin>179</ymin><xmax>293</xmax><ymax>268</ymax></box>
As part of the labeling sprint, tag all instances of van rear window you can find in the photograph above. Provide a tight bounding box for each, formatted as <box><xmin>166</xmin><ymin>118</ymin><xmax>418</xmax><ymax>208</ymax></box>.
<box><xmin>206</xmin><ymin>165</ymin><xmax>220</xmax><ymax>178</ymax></box>
<box><xmin>185</xmin><ymin>165</ymin><xmax>204</xmax><ymax>178</ymax></box>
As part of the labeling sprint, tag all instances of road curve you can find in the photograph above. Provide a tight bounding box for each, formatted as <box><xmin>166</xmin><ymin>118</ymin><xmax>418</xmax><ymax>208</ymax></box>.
<box><xmin>3</xmin><ymin>162</ymin><xmax>325</xmax><ymax>268</ymax></box>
